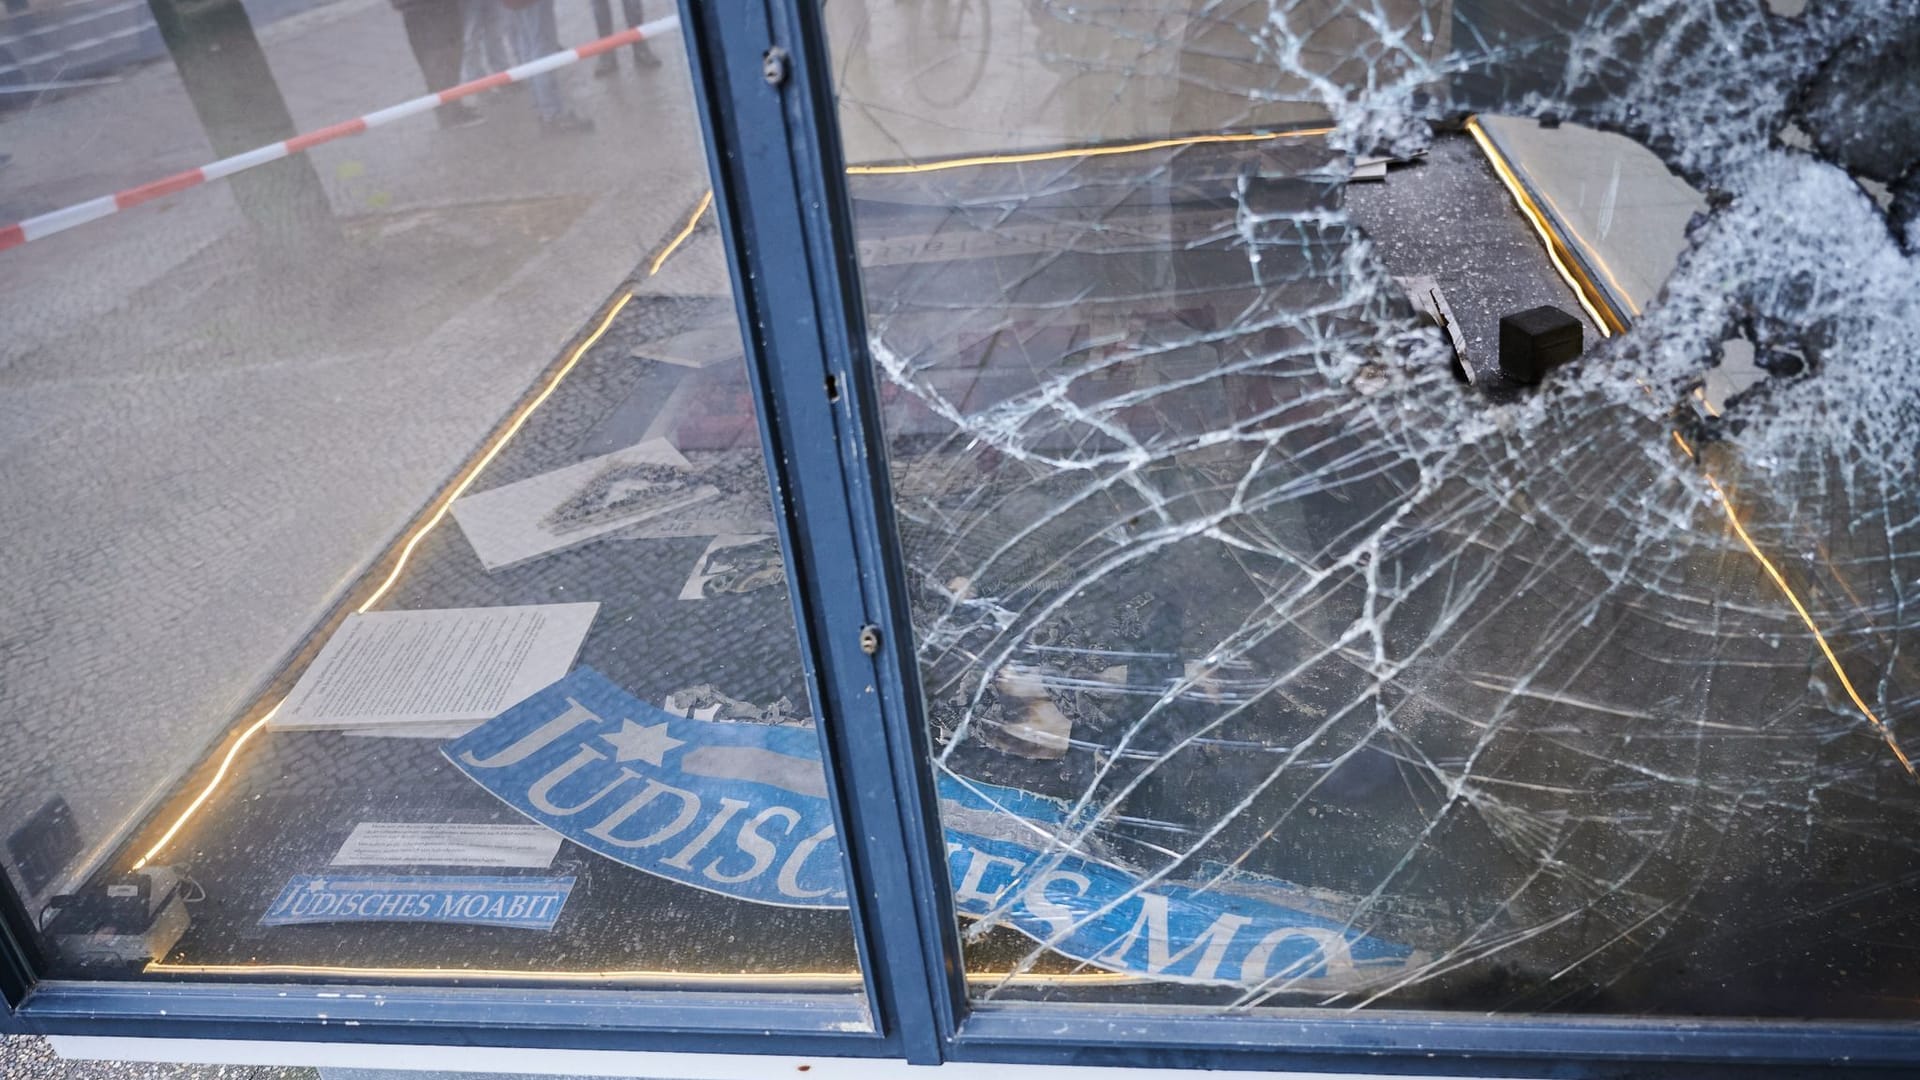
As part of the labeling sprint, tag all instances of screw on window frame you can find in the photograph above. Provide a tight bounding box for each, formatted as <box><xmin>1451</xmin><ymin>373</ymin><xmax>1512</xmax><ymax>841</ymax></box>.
<box><xmin>762</xmin><ymin>46</ymin><xmax>789</xmax><ymax>86</ymax></box>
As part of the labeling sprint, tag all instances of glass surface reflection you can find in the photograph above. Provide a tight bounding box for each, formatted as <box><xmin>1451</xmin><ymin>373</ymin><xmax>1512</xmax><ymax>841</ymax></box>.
<box><xmin>828</xmin><ymin>0</ymin><xmax>1920</xmax><ymax>1016</ymax></box>
<box><xmin>0</xmin><ymin>0</ymin><xmax>861</xmax><ymax>1001</ymax></box>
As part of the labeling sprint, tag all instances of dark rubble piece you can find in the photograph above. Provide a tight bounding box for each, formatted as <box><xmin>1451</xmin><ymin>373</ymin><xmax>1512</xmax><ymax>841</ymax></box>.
<box><xmin>1893</xmin><ymin>169</ymin><xmax>1919</xmax><ymax>254</ymax></box>
<box><xmin>1497</xmin><ymin>304</ymin><xmax>1583</xmax><ymax>384</ymax></box>
<box><xmin>1794</xmin><ymin>12</ymin><xmax>1920</xmax><ymax>186</ymax></box>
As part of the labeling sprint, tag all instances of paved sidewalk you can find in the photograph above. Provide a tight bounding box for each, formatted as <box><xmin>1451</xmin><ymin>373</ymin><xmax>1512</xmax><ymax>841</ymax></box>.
<box><xmin>0</xmin><ymin>0</ymin><xmax>715</xmax><ymax>897</ymax></box>
<box><xmin>3</xmin><ymin>1035</ymin><xmax>316</xmax><ymax>1079</ymax></box>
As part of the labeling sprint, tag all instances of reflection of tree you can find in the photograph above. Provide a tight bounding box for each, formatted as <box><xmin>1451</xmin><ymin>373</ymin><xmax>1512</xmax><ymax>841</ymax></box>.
<box><xmin>147</xmin><ymin>0</ymin><xmax>335</xmax><ymax>246</ymax></box>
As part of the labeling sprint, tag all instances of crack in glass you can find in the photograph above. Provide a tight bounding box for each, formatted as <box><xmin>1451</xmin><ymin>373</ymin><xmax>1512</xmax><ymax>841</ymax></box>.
<box><xmin>833</xmin><ymin>0</ymin><xmax>1920</xmax><ymax>1014</ymax></box>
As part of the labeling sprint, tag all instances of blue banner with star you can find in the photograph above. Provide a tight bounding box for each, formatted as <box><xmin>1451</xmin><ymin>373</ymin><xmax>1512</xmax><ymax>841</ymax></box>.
<box><xmin>444</xmin><ymin>668</ymin><xmax>1424</xmax><ymax>988</ymax></box>
<box><xmin>444</xmin><ymin>667</ymin><xmax>846</xmax><ymax>908</ymax></box>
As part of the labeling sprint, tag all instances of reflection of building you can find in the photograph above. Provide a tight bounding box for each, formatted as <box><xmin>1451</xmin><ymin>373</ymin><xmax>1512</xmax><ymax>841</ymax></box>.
<box><xmin>0</xmin><ymin>0</ymin><xmax>173</xmax><ymax>89</ymax></box>
<box><xmin>0</xmin><ymin>0</ymin><xmax>321</xmax><ymax>91</ymax></box>
<box><xmin>830</xmin><ymin>0</ymin><xmax>1452</xmax><ymax>162</ymax></box>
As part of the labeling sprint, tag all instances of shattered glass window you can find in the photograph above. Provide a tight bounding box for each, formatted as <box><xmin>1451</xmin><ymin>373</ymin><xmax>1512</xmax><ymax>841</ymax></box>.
<box><xmin>826</xmin><ymin>0</ymin><xmax>1920</xmax><ymax>1014</ymax></box>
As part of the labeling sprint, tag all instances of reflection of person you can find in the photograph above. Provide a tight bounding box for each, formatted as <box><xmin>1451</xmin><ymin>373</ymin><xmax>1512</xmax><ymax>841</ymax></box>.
<box><xmin>479</xmin><ymin>0</ymin><xmax>594</xmax><ymax>133</ymax></box>
<box><xmin>459</xmin><ymin>0</ymin><xmax>515</xmax><ymax>83</ymax></box>
<box><xmin>590</xmin><ymin>0</ymin><xmax>661</xmax><ymax>76</ymax></box>
<box><xmin>392</xmin><ymin>0</ymin><xmax>483</xmax><ymax>127</ymax></box>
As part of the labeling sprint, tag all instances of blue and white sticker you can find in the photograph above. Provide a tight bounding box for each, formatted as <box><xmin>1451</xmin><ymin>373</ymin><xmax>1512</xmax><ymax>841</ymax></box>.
<box><xmin>445</xmin><ymin>669</ymin><xmax>845</xmax><ymax>909</ymax></box>
<box><xmin>261</xmin><ymin>875</ymin><xmax>573</xmax><ymax>930</ymax></box>
<box><xmin>444</xmin><ymin>668</ymin><xmax>1426</xmax><ymax>988</ymax></box>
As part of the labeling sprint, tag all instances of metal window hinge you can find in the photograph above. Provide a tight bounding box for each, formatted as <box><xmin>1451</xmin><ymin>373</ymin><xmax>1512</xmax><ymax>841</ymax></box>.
<box><xmin>762</xmin><ymin>46</ymin><xmax>789</xmax><ymax>86</ymax></box>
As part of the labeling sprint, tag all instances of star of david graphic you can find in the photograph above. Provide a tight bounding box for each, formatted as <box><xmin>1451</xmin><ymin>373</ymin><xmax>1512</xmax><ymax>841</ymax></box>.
<box><xmin>598</xmin><ymin>720</ymin><xmax>685</xmax><ymax>765</ymax></box>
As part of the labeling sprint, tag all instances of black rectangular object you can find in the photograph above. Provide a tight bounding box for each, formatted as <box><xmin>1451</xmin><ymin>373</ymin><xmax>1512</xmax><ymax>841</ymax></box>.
<box><xmin>8</xmin><ymin>796</ymin><xmax>81</xmax><ymax>896</ymax></box>
<box><xmin>1498</xmin><ymin>304</ymin><xmax>1584</xmax><ymax>383</ymax></box>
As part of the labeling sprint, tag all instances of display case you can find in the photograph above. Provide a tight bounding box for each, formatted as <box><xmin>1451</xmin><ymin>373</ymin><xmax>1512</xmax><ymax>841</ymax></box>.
<box><xmin>3</xmin><ymin>0</ymin><xmax>1919</xmax><ymax>1074</ymax></box>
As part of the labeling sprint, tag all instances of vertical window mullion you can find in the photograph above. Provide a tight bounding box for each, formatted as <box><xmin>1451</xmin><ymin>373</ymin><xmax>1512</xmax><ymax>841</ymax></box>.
<box><xmin>672</xmin><ymin>0</ymin><xmax>964</xmax><ymax>1062</ymax></box>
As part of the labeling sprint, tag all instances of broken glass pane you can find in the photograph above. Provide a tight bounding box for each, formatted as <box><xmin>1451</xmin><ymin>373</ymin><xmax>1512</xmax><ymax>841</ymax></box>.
<box><xmin>827</xmin><ymin>0</ymin><xmax>1920</xmax><ymax>1014</ymax></box>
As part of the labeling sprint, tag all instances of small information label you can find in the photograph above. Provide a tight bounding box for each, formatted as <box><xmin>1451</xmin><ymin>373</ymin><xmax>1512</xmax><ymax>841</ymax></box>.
<box><xmin>261</xmin><ymin>875</ymin><xmax>573</xmax><ymax>930</ymax></box>
<box><xmin>331</xmin><ymin>823</ymin><xmax>563</xmax><ymax>869</ymax></box>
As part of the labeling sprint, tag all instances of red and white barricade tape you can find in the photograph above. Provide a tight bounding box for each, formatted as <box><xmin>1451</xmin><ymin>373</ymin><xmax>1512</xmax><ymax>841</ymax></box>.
<box><xmin>0</xmin><ymin>16</ymin><xmax>680</xmax><ymax>254</ymax></box>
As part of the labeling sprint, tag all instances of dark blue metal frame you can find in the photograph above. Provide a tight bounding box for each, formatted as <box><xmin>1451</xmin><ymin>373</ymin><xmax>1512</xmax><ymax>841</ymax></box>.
<box><xmin>951</xmin><ymin>1003</ymin><xmax>1920</xmax><ymax>1076</ymax></box>
<box><xmin>668</xmin><ymin>0</ymin><xmax>961</xmax><ymax>1061</ymax></box>
<box><xmin>0</xmin><ymin>0</ymin><xmax>953</xmax><ymax>1061</ymax></box>
<box><xmin>672</xmin><ymin>0</ymin><xmax>1920</xmax><ymax>1073</ymax></box>
<box><xmin>6</xmin><ymin>0</ymin><xmax>1920</xmax><ymax>1074</ymax></box>
<box><xmin>8</xmin><ymin>983</ymin><xmax>874</xmax><ymax>1050</ymax></box>
<box><xmin>0</xmin><ymin>868</ymin><xmax>37</xmax><ymax>1017</ymax></box>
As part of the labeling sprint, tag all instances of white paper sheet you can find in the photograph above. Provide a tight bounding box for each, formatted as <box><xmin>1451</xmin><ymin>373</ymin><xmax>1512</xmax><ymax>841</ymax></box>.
<box><xmin>331</xmin><ymin>822</ymin><xmax>563</xmax><ymax>868</ymax></box>
<box><xmin>269</xmin><ymin>603</ymin><xmax>597</xmax><ymax>731</ymax></box>
<box><xmin>617</xmin><ymin>492</ymin><xmax>774</xmax><ymax>541</ymax></box>
<box><xmin>345</xmin><ymin>722</ymin><xmax>476</xmax><ymax>740</ymax></box>
<box><xmin>450</xmin><ymin>439</ymin><xmax>719</xmax><ymax>571</ymax></box>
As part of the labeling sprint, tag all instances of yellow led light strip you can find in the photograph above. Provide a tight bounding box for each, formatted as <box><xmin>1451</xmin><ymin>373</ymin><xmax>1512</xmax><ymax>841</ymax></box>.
<box><xmin>128</xmin><ymin>712</ymin><xmax>280</xmax><ymax>872</ymax></box>
<box><xmin>1479</xmin><ymin>129</ymin><xmax>1900</xmax><ymax>770</ymax></box>
<box><xmin>355</xmin><ymin>289</ymin><xmax>636</xmax><ymax>616</ymax></box>
<box><xmin>143</xmin><ymin>961</ymin><xmax>1136</xmax><ymax>985</ymax></box>
<box><xmin>144</xmin><ymin>962</ymin><xmax>862</xmax><ymax>985</ymax></box>
<box><xmin>663</xmin><ymin>130</ymin><xmax>1336</xmax><ymax>268</ymax></box>
<box><xmin>1671</xmin><ymin>434</ymin><xmax>1914</xmax><ymax>777</ymax></box>
<box><xmin>847</xmin><ymin>128</ymin><xmax>1335</xmax><ymax>176</ymax></box>
<box><xmin>129</xmin><ymin>289</ymin><xmax>635</xmax><ymax>871</ymax></box>
<box><xmin>1464</xmin><ymin>116</ymin><xmax>1627</xmax><ymax>338</ymax></box>
<box><xmin>1526</xmin><ymin>178</ymin><xmax>1643</xmax><ymax>319</ymax></box>
<box><xmin>650</xmin><ymin>190</ymin><xmax>713</xmax><ymax>276</ymax></box>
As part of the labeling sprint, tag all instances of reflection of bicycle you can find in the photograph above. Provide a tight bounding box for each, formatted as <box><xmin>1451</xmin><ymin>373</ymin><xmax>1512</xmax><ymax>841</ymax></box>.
<box><xmin>899</xmin><ymin>0</ymin><xmax>989</xmax><ymax>109</ymax></box>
